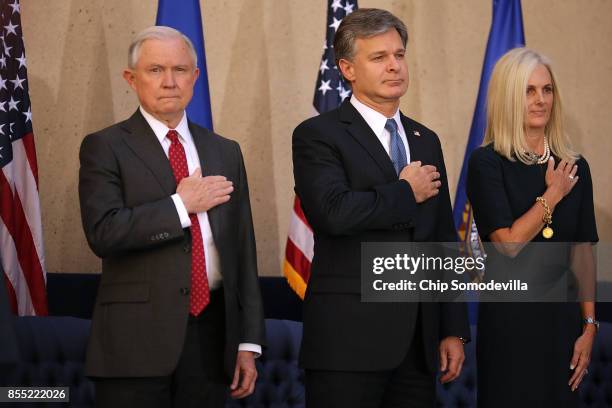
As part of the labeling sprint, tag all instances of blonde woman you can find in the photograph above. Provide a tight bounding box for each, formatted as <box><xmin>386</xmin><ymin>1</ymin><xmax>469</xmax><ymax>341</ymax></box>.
<box><xmin>467</xmin><ymin>48</ymin><xmax>598</xmax><ymax>407</ymax></box>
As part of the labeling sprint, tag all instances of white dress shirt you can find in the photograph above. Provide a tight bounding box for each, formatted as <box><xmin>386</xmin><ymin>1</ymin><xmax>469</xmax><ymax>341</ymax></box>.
<box><xmin>350</xmin><ymin>95</ymin><xmax>411</xmax><ymax>164</ymax></box>
<box><xmin>140</xmin><ymin>107</ymin><xmax>261</xmax><ymax>356</ymax></box>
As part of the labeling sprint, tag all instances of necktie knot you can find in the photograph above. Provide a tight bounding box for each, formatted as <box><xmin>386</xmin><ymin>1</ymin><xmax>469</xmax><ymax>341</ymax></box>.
<box><xmin>385</xmin><ymin>118</ymin><xmax>398</xmax><ymax>134</ymax></box>
<box><xmin>166</xmin><ymin>129</ymin><xmax>179</xmax><ymax>144</ymax></box>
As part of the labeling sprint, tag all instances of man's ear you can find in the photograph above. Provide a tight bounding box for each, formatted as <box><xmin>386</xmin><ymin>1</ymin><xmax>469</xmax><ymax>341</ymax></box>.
<box><xmin>122</xmin><ymin>68</ymin><xmax>136</xmax><ymax>90</ymax></box>
<box><xmin>338</xmin><ymin>58</ymin><xmax>355</xmax><ymax>83</ymax></box>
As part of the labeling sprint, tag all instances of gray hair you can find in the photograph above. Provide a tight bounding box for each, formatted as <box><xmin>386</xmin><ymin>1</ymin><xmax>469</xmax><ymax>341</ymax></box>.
<box><xmin>128</xmin><ymin>26</ymin><xmax>198</xmax><ymax>69</ymax></box>
<box><xmin>333</xmin><ymin>8</ymin><xmax>408</xmax><ymax>67</ymax></box>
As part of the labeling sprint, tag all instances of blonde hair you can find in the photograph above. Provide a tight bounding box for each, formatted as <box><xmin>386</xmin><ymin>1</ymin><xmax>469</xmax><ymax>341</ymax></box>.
<box><xmin>483</xmin><ymin>47</ymin><xmax>577</xmax><ymax>163</ymax></box>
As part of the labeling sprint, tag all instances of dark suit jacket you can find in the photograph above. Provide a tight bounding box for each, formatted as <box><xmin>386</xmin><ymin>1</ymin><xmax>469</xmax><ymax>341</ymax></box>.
<box><xmin>0</xmin><ymin>268</ymin><xmax>19</xmax><ymax>366</ymax></box>
<box><xmin>79</xmin><ymin>110</ymin><xmax>265</xmax><ymax>379</ymax></box>
<box><xmin>293</xmin><ymin>100</ymin><xmax>469</xmax><ymax>372</ymax></box>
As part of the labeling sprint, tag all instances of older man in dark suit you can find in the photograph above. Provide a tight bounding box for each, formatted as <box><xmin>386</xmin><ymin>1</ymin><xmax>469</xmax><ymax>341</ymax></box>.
<box><xmin>79</xmin><ymin>26</ymin><xmax>264</xmax><ymax>408</ymax></box>
<box><xmin>293</xmin><ymin>9</ymin><xmax>470</xmax><ymax>408</ymax></box>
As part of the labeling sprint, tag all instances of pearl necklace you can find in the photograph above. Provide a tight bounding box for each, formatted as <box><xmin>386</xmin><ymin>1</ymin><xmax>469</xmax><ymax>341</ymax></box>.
<box><xmin>525</xmin><ymin>137</ymin><xmax>550</xmax><ymax>164</ymax></box>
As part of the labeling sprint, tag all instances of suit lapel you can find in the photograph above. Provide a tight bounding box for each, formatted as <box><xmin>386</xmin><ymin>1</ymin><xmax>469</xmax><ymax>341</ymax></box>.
<box><xmin>401</xmin><ymin>113</ymin><xmax>427</xmax><ymax>164</ymax></box>
<box><xmin>340</xmin><ymin>101</ymin><xmax>397</xmax><ymax>180</ymax></box>
<box><xmin>190</xmin><ymin>122</ymin><xmax>223</xmax><ymax>241</ymax></box>
<box><xmin>120</xmin><ymin>110</ymin><xmax>177</xmax><ymax>195</ymax></box>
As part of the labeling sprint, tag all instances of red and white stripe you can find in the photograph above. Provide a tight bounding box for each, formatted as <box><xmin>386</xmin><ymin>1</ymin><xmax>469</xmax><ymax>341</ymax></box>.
<box><xmin>283</xmin><ymin>108</ymin><xmax>322</xmax><ymax>299</ymax></box>
<box><xmin>283</xmin><ymin>196</ymin><xmax>313</xmax><ymax>299</ymax></box>
<box><xmin>1</xmin><ymin>132</ymin><xmax>47</xmax><ymax>316</ymax></box>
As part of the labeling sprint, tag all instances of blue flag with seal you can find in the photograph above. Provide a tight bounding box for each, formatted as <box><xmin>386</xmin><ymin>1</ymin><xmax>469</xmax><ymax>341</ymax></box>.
<box><xmin>156</xmin><ymin>0</ymin><xmax>214</xmax><ymax>130</ymax></box>
<box><xmin>453</xmin><ymin>0</ymin><xmax>525</xmax><ymax>268</ymax></box>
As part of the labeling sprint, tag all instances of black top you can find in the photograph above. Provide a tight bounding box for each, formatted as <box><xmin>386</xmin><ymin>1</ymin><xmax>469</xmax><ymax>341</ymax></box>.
<box><xmin>467</xmin><ymin>143</ymin><xmax>598</xmax><ymax>244</ymax></box>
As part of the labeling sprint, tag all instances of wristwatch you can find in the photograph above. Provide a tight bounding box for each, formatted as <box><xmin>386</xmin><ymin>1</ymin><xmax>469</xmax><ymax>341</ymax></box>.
<box><xmin>583</xmin><ymin>317</ymin><xmax>600</xmax><ymax>332</ymax></box>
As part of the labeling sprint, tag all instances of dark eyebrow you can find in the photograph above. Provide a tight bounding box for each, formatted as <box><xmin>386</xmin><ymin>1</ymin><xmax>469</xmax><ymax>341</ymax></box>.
<box><xmin>367</xmin><ymin>51</ymin><xmax>387</xmax><ymax>58</ymax></box>
<box><xmin>367</xmin><ymin>48</ymin><xmax>405</xmax><ymax>59</ymax></box>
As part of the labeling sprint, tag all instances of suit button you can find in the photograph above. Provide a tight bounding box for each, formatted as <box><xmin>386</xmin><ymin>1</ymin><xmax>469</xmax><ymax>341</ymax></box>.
<box><xmin>183</xmin><ymin>244</ymin><xmax>191</xmax><ymax>253</ymax></box>
<box><xmin>180</xmin><ymin>287</ymin><xmax>190</xmax><ymax>296</ymax></box>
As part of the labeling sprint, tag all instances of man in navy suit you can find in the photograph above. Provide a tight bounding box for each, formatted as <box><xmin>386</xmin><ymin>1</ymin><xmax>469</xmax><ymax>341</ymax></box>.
<box><xmin>293</xmin><ymin>9</ymin><xmax>470</xmax><ymax>407</ymax></box>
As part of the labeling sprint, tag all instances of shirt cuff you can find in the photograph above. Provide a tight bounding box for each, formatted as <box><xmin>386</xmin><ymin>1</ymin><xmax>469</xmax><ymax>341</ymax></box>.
<box><xmin>171</xmin><ymin>194</ymin><xmax>191</xmax><ymax>228</ymax></box>
<box><xmin>238</xmin><ymin>343</ymin><xmax>262</xmax><ymax>358</ymax></box>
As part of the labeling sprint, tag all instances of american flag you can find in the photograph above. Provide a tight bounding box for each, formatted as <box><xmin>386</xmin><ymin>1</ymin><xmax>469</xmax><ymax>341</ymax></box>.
<box><xmin>284</xmin><ymin>0</ymin><xmax>357</xmax><ymax>299</ymax></box>
<box><xmin>0</xmin><ymin>0</ymin><xmax>47</xmax><ymax>316</ymax></box>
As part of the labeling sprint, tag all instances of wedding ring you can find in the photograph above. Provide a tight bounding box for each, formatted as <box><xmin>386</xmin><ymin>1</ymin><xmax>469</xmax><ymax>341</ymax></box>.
<box><xmin>569</xmin><ymin>175</ymin><xmax>574</xmax><ymax>180</ymax></box>
<box><xmin>585</xmin><ymin>369</ymin><xmax>589</xmax><ymax>375</ymax></box>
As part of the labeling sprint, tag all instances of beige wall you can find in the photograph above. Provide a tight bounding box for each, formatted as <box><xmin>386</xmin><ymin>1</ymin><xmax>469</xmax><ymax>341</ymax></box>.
<box><xmin>21</xmin><ymin>1</ymin><xmax>612</xmax><ymax>275</ymax></box>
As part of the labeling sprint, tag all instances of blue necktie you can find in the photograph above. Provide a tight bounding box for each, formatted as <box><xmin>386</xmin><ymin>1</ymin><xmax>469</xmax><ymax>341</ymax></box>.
<box><xmin>385</xmin><ymin>118</ymin><xmax>407</xmax><ymax>175</ymax></box>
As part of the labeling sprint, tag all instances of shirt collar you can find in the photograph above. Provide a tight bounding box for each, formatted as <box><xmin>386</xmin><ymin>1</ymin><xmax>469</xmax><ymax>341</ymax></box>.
<box><xmin>350</xmin><ymin>94</ymin><xmax>402</xmax><ymax>136</ymax></box>
<box><xmin>139</xmin><ymin>106</ymin><xmax>192</xmax><ymax>144</ymax></box>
